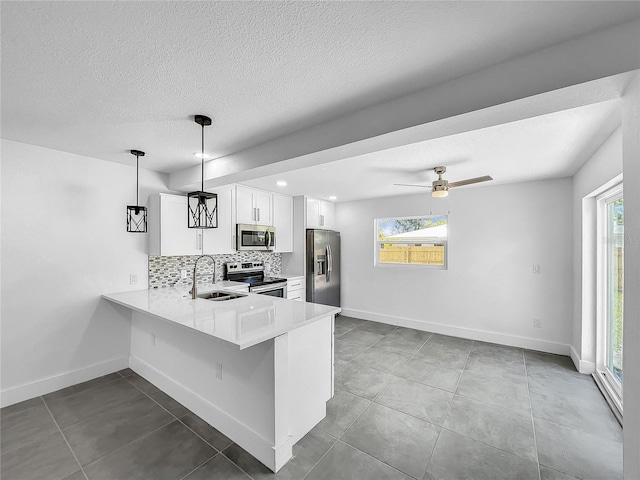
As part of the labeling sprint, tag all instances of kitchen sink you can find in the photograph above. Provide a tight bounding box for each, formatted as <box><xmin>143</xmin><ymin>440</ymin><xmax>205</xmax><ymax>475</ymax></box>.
<box><xmin>198</xmin><ymin>291</ymin><xmax>247</xmax><ymax>301</ymax></box>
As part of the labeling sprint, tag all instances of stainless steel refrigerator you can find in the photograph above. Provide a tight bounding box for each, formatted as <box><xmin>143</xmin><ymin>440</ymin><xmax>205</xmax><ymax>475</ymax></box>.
<box><xmin>306</xmin><ymin>229</ymin><xmax>340</xmax><ymax>307</ymax></box>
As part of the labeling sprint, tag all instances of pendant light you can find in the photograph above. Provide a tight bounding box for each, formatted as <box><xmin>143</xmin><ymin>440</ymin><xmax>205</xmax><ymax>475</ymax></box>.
<box><xmin>127</xmin><ymin>149</ymin><xmax>147</xmax><ymax>233</ymax></box>
<box><xmin>187</xmin><ymin>115</ymin><xmax>218</xmax><ymax>229</ymax></box>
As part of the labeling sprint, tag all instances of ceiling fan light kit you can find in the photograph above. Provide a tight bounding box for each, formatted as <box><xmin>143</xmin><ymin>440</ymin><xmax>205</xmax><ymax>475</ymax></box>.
<box><xmin>127</xmin><ymin>149</ymin><xmax>148</xmax><ymax>233</ymax></box>
<box><xmin>187</xmin><ymin>115</ymin><xmax>218</xmax><ymax>229</ymax></box>
<box><xmin>432</xmin><ymin>185</ymin><xmax>449</xmax><ymax>198</ymax></box>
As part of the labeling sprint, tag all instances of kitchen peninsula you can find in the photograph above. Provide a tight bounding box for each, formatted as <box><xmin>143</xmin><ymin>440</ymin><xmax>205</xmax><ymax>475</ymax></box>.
<box><xmin>103</xmin><ymin>287</ymin><xmax>340</xmax><ymax>472</ymax></box>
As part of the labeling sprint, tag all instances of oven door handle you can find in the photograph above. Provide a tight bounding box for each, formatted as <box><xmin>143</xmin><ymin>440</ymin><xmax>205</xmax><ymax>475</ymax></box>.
<box><xmin>250</xmin><ymin>282</ymin><xmax>287</xmax><ymax>294</ymax></box>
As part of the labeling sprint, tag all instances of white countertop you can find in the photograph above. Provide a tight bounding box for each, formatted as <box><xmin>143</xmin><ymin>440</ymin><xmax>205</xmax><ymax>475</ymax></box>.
<box><xmin>103</xmin><ymin>286</ymin><xmax>340</xmax><ymax>350</ymax></box>
<box><xmin>277</xmin><ymin>273</ymin><xmax>305</xmax><ymax>280</ymax></box>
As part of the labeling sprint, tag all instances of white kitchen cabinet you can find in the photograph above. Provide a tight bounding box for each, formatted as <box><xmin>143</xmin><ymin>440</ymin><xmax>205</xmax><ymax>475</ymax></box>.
<box><xmin>149</xmin><ymin>193</ymin><xmax>202</xmax><ymax>256</ymax></box>
<box><xmin>286</xmin><ymin>276</ymin><xmax>305</xmax><ymax>301</ymax></box>
<box><xmin>305</xmin><ymin>197</ymin><xmax>335</xmax><ymax>230</ymax></box>
<box><xmin>272</xmin><ymin>193</ymin><xmax>293</xmax><ymax>253</ymax></box>
<box><xmin>149</xmin><ymin>189</ymin><xmax>234</xmax><ymax>256</ymax></box>
<box><xmin>202</xmin><ymin>185</ymin><xmax>235</xmax><ymax>254</ymax></box>
<box><xmin>236</xmin><ymin>185</ymin><xmax>272</xmax><ymax>226</ymax></box>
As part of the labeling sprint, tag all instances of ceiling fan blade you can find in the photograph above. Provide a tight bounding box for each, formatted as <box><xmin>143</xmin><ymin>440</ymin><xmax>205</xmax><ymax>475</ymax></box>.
<box><xmin>448</xmin><ymin>175</ymin><xmax>493</xmax><ymax>188</ymax></box>
<box><xmin>393</xmin><ymin>183</ymin><xmax>432</xmax><ymax>188</ymax></box>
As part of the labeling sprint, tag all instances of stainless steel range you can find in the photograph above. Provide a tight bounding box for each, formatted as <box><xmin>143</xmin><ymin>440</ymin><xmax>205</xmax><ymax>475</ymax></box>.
<box><xmin>225</xmin><ymin>261</ymin><xmax>287</xmax><ymax>298</ymax></box>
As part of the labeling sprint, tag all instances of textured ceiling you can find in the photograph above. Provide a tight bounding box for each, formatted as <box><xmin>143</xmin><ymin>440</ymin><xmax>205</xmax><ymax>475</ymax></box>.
<box><xmin>2</xmin><ymin>1</ymin><xmax>639</xmax><ymax>173</ymax></box>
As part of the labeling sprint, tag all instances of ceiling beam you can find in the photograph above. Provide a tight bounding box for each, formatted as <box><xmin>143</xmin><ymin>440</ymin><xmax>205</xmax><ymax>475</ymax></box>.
<box><xmin>169</xmin><ymin>19</ymin><xmax>640</xmax><ymax>192</ymax></box>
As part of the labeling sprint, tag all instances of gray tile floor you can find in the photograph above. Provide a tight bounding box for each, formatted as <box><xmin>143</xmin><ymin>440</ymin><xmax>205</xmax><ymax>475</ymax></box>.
<box><xmin>1</xmin><ymin>316</ymin><xmax>622</xmax><ymax>480</ymax></box>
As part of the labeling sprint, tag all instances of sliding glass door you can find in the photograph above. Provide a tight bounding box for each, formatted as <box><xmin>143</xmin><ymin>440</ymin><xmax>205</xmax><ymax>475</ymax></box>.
<box><xmin>597</xmin><ymin>185</ymin><xmax>623</xmax><ymax>412</ymax></box>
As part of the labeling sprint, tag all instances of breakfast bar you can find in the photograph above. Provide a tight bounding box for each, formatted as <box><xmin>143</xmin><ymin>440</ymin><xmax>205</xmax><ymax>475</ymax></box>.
<box><xmin>103</xmin><ymin>287</ymin><xmax>340</xmax><ymax>472</ymax></box>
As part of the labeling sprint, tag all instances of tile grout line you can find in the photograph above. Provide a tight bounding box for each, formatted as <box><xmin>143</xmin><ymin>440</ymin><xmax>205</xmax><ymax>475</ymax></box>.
<box><xmin>41</xmin><ymin>373</ymin><xmax>143</xmax><ymax>433</ymax></box>
<box><xmin>303</xmin><ymin>438</ymin><xmax>418</xmax><ymax>480</ymax></box>
<box><xmin>71</xmin><ymin>370</ymin><xmax>195</xmax><ymax>471</ymax></box>
<box><xmin>0</xmin><ymin>397</ymin><xmax>57</xmax><ymax>457</ymax></box>
<box><xmin>300</xmin><ymin>436</ymin><xmax>340</xmax><ymax>480</ymax></box>
<box><xmin>176</xmin><ymin>454</ymin><xmax>219</xmax><ymax>480</ymax></box>
<box><xmin>443</xmin><ymin>340</ymin><xmax>474</xmax><ymax>419</ymax></box>
<box><xmin>120</xmin><ymin>373</ymin><xmax>220</xmax><ymax>444</ymax></box>
<box><xmin>43</xmin><ymin>373</ymin><xmax>123</xmax><ymax>405</ymax></box>
<box><xmin>119</xmin><ymin>371</ymin><xmax>186</xmax><ymax>421</ymax></box>
<box><xmin>423</xmin><ymin>339</ymin><xmax>475</xmax><ymax>476</ymax></box>
<box><xmin>437</xmin><ymin>344</ymin><xmax>543</xmax><ymax>466</ymax></box>
<box><xmin>523</xmin><ymin>350</ymin><xmax>543</xmax><ymax>480</ymax></box>
<box><xmin>79</xmin><ymin>418</ymin><xmax>178</xmax><ymax>471</ymax></box>
<box><xmin>325</xmin><ymin>323</ymin><xmax>411</xmax><ymax>474</ymax></box>
<box><xmin>332</xmin><ymin>326</ymin><xmax>438</xmax><ymax>479</ymax></box>
<box><xmin>40</xmin><ymin>395</ymin><xmax>90</xmax><ymax>480</ymax></box>
<box><xmin>120</xmin><ymin>370</ymin><xmax>242</xmax><ymax>475</ymax></box>
<box><xmin>218</xmin><ymin>451</ymin><xmax>257</xmax><ymax>480</ymax></box>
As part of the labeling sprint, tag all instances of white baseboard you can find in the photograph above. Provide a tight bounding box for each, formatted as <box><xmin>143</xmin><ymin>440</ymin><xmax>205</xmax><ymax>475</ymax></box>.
<box><xmin>0</xmin><ymin>356</ymin><xmax>129</xmax><ymax>408</ymax></box>
<box><xmin>570</xmin><ymin>345</ymin><xmax>596</xmax><ymax>374</ymax></box>
<box><xmin>340</xmin><ymin>308</ymin><xmax>571</xmax><ymax>356</ymax></box>
<box><xmin>130</xmin><ymin>355</ymin><xmax>287</xmax><ymax>472</ymax></box>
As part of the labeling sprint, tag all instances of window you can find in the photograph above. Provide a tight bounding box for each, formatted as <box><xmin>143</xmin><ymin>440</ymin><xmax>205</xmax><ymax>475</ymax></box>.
<box><xmin>596</xmin><ymin>184</ymin><xmax>623</xmax><ymax>417</ymax></box>
<box><xmin>375</xmin><ymin>215</ymin><xmax>448</xmax><ymax>268</ymax></box>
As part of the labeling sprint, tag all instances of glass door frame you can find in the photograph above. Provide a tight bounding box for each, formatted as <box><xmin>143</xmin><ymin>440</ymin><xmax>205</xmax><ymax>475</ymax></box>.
<box><xmin>595</xmin><ymin>182</ymin><xmax>623</xmax><ymax>419</ymax></box>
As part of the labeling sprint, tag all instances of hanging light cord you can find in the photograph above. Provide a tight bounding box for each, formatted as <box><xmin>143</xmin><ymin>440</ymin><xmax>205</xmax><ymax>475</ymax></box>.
<box><xmin>136</xmin><ymin>151</ymin><xmax>140</xmax><ymax>206</ymax></box>
<box><xmin>201</xmin><ymin>122</ymin><xmax>205</xmax><ymax>193</ymax></box>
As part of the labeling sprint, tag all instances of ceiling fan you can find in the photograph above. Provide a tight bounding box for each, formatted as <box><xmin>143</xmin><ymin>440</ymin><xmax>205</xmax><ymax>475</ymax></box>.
<box><xmin>394</xmin><ymin>166</ymin><xmax>493</xmax><ymax>198</ymax></box>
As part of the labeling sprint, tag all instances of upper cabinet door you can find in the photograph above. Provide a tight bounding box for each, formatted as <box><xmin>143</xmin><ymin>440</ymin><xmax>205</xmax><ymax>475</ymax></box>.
<box><xmin>235</xmin><ymin>185</ymin><xmax>273</xmax><ymax>226</ymax></box>
<box><xmin>153</xmin><ymin>194</ymin><xmax>202</xmax><ymax>256</ymax></box>
<box><xmin>236</xmin><ymin>186</ymin><xmax>256</xmax><ymax>224</ymax></box>
<box><xmin>254</xmin><ymin>190</ymin><xmax>272</xmax><ymax>226</ymax></box>
<box><xmin>305</xmin><ymin>197</ymin><xmax>335</xmax><ymax>229</ymax></box>
<box><xmin>202</xmin><ymin>185</ymin><xmax>234</xmax><ymax>255</ymax></box>
<box><xmin>320</xmin><ymin>200</ymin><xmax>335</xmax><ymax>230</ymax></box>
<box><xmin>273</xmin><ymin>193</ymin><xmax>293</xmax><ymax>252</ymax></box>
<box><xmin>306</xmin><ymin>197</ymin><xmax>322</xmax><ymax>228</ymax></box>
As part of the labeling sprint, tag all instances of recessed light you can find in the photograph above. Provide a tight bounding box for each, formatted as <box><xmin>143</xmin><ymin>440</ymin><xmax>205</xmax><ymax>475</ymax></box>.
<box><xmin>276</xmin><ymin>180</ymin><xmax>287</xmax><ymax>187</ymax></box>
<box><xmin>193</xmin><ymin>152</ymin><xmax>212</xmax><ymax>160</ymax></box>
<box><xmin>329</xmin><ymin>195</ymin><xmax>337</xmax><ymax>201</ymax></box>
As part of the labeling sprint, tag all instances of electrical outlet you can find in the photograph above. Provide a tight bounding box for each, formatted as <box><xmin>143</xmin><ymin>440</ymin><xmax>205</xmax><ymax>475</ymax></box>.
<box><xmin>181</xmin><ymin>269</ymin><xmax>187</xmax><ymax>279</ymax></box>
<box><xmin>533</xmin><ymin>318</ymin><xmax>542</xmax><ymax>328</ymax></box>
<box><xmin>129</xmin><ymin>273</ymin><xmax>138</xmax><ymax>285</ymax></box>
<box><xmin>216</xmin><ymin>362</ymin><xmax>223</xmax><ymax>380</ymax></box>
<box><xmin>533</xmin><ymin>264</ymin><xmax>541</xmax><ymax>274</ymax></box>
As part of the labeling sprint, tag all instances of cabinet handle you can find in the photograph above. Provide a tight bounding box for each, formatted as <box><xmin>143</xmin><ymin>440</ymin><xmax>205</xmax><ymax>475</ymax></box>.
<box><xmin>198</xmin><ymin>232</ymin><xmax>202</xmax><ymax>250</ymax></box>
<box><xmin>320</xmin><ymin>214</ymin><xmax>324</xmax><ymax>227</ymax></box>
<box><xmin>257</xmin><ymin>208</ymin><xmax>260</xmax><ymax>222</ymax></box>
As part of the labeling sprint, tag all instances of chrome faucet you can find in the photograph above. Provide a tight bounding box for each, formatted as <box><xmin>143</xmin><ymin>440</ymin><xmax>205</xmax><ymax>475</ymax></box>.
<box><xmin>190</xmin><ymin>255</ymin><xmax>216</xmax><ymax>299</ymax></box>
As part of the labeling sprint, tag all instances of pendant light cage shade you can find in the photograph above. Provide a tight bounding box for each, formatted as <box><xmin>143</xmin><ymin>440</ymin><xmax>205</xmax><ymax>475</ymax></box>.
<box><xmin>187</xmin><ymin>191</ymin><xmax>218</xmax><ymax>229</ymax></box>
<box><xmin>127</xmin><ymin>205</ymin><xmax>148</xmax><ymax>233</ymax></box>
<box><xmin>188</xmin><ymin>115</ymin><xmax>218</xmax><ymax>229</ymax></box>
<box><xmin>127</xmin><ymin>149</ymin><xmax>147</xmax><ymax>233</ymax></box>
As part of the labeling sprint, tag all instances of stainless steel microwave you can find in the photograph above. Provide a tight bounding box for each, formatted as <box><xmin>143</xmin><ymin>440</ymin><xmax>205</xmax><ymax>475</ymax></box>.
<box><xmin>236</xmin><ymin>224</ymin><xmax>275</xmax><ymax>251</ymax></box>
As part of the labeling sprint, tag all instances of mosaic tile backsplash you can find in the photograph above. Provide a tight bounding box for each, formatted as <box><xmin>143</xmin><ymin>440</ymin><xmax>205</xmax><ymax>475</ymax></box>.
<box><xmin>148</xmin><ymin>252</ymin><xmax>282</xmax><ymax>288</ymax></box>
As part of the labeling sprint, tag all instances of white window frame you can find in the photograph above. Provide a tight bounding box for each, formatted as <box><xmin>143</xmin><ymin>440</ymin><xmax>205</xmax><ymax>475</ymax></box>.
<box><xmin>374</xmin><ymin>215</ymin><xmax>448</xmax><ymax>269</ymax></box>
<box><xmin>595</xmin><ymin>182</ymin><xmax>623</xmax><ymax>420</ymax></box>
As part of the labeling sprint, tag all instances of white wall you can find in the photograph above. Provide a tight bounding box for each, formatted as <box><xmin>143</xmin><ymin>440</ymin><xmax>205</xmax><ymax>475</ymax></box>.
<box><xmin>335</xmin><ymin>178</ymin><xmax>573</xmax><ymax>353</ymax></box>
<box><xmin>571</xmin><ymin>126</ymin><xmax>623</xmax><ymax>372</ymax></box>
<box><xmin>0</xmin><ymin>140</ymin><xmax>168</xmax><ymax>406</ymax></box>
<box><xmin>621</xmin><ymin>72</ymin><xmax>640</xmax><ymax>480</ymax></box>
